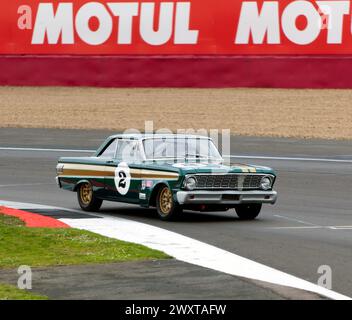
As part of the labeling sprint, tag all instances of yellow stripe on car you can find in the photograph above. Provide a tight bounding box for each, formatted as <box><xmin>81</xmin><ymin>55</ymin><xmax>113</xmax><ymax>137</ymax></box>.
<box><xmin>59</xmin><ymin>163</ymin><xmax>179</xmax><ymax>180</ymax></box>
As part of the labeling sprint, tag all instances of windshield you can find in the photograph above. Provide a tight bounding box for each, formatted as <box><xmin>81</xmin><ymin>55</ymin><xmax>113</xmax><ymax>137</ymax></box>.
<box><xmin>143</xmin><ymin>137</ymin><xmax>223</xmax><ymax>161</ymax></box>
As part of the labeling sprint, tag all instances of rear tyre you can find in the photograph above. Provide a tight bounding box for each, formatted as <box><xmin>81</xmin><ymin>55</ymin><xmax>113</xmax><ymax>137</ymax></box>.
<box><xmin>235</xmin><ymin>204</ymin><xmax>262</xmax><ymax>220</ymax></box>
<box><xmin>156</xmin><ymin>185</ymin><xmax>183</xmax><ymax>221</ymax></box>
<box><xmin>77</xmin><ymin>182</ymin><xmax>103</xmax><ymax>212</ymax></box>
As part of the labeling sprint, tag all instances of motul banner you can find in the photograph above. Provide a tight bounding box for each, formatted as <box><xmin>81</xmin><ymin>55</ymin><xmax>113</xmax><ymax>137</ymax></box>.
<box><xmin>2</xmin><ymin>0</ymin><xmax>352</xmax><ymax>54</ymax></box>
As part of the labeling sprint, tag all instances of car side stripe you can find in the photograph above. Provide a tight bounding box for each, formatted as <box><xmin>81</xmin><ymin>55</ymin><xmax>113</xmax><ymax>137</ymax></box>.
<box><xmin>59</xmin><ymin>163</ymin><xmax>179</xmax><ymax>180</ymax></box>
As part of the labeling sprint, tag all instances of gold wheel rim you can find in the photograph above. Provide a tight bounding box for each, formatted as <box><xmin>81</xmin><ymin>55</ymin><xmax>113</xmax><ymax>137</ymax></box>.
<box><xmin>80</xmin><ymin>183</ymin><xmax>93</xmax><ymax>205</ymax></box>
<box><xmin>159</xmin><ymin>187</ymin><xmax>172</xmax><ymax>215</ymax></box>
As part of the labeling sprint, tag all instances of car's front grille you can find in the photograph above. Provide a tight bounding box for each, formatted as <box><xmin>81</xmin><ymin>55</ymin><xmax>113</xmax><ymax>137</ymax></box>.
<box><xmin>194</xmin><ymin>174</ymin><xmax>265</xmax><ymax>190</ymax></box>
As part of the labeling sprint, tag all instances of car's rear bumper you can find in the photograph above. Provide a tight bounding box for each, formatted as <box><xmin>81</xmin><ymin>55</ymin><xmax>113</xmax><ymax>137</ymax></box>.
<box><xmin>176</xmin><ymin>190</ymin><xmax>277</xmax><ymax>205</ymax></box>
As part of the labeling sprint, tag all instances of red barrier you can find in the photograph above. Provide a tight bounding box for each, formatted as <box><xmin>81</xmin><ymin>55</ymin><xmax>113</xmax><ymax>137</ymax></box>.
<box><xmin>4</xmin><ymin>0</ymin><xmax>352</xmax><ymax>55</ymax></box>
<box><xmin>0</xmin><ymin>55</ymin><xmax>352</xmax><ymax>88</ymax></box>
<box><xmin>2</xmin><ymin>1</ymin><xmax>352</xmax><ymax>88</ymax></box>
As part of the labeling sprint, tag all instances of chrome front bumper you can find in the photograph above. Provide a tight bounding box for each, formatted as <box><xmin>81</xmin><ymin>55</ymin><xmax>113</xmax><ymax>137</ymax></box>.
<box><xmin>176</xmin><ymin>190</ymin><xmax>277</xmax><ymax>205</ymax></box>
<box><xmin>55</xmin><ymin>176</ymin><xmax>61</xmax><ymax>188</ymax></box>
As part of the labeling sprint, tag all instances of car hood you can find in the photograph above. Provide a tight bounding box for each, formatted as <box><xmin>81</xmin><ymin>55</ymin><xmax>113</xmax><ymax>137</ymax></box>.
<box><xmin>144</xmin><ymin>160</ymin><xmax>276</xmax><ymax>175</ymax></box>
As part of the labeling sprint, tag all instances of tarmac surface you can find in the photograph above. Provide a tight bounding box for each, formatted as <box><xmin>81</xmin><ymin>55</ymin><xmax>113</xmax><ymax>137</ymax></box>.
<box><xmin>0</xmin><ymin>260</ymin><xmax>321</xmax><ymax>300</ymax></box>
<box><xmin>0</xmin><ymin>128</ymin><xmax>351</xmax><ymax>299</ymax></box>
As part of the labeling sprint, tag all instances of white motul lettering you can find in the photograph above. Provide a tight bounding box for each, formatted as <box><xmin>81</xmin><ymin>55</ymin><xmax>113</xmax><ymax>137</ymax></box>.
<box><xmin>317</xmin><ymin>1</ymin><xmax>349</xmax><ymax>44</ymax></box>
<box><xmin>107</xmin><ymin>3</ymin><xmax>138</xmax><ymax>44</ymax></box>
<box><xmin>32</xmin><ymin>3</ymin><xmax>74</xmax><ymax>44</ymax></box>
<box><xmin>235</xmin><ymin>1</ymin><xmax>280</xmax><ymax>44</ymax></box>
<box><xmin>174</xmin><ymin>2</ymin><xmax>199</xmax><ymax>44</ymax></box>
<box><xmin>76</xmin><ymin>2</ymin><xmax>112</xmax><ymax>45</ymax></box>
<box><xmin>140</xmin><ymin>2</ymin><xmax>174</xmax><ymax>45</ymax></box>
<box><xmin>282</xmin><ymin>1</ymin><xmax>321</xmax><ymax>45</ymax></box>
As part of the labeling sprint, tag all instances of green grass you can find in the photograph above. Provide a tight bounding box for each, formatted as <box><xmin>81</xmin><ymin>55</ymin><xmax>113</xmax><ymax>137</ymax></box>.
<box><xmin>0</xmin><ymin>214</ymin><xmax>25</xmax><ymax>227</ymax></box>
<box><xmin>0</xmin><ymin>284</ymin><xmax>48</xmax><ymax>300</ymax></box>
<box><xmin>0</xmin><ymin>213</ymin><xmax>169</xmax><ymax>268</ymax></box>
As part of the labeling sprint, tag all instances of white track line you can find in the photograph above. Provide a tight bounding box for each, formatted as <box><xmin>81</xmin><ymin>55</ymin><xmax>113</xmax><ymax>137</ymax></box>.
<box><xmin>274</xmin><ymin>214</ymin><xmax>320</xmax><ymax>227</ymax></box>
<box><xmin>272</xmin><ymin>215</ymin><xmax>352</xmax><ymax>230</ymax></box>
<box><xmin>224</xmin><ymin>155</ymin><xmax>352</xmax><ymax>164</ymax></box>
<box><xmin>0</xmin><ymin>183</ymin><xmax>53</xmax><ymax>188</ymax></box>
<box><xmin>0</xmin><ymin>147</ymin><xmax>95</xmax><ymax>153</ymax></box>
<box><xmin>270</xmin><ymin>226</ymin><xmax>352</xmax><ymax>230</ymax></box>
<box><xmin>0</xmin><ymin>200</ymin><xmax>350</xmax><ymax>300</ymax></box>
<box><xmin>1</xmin><ymin>147</ymin><xmax>352</xmax><ymax>163</ymax></box>
<box><xmin>330</xmin><ymin>226</ymin><xmax>352</xmax><ymax>230</ymax></box>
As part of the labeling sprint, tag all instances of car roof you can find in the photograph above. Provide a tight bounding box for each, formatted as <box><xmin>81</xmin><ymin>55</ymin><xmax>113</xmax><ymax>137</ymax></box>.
<box><xmin>108</xmin><ymin>133</ymin><xmax>212</xmax><ymax>140</ymax></box>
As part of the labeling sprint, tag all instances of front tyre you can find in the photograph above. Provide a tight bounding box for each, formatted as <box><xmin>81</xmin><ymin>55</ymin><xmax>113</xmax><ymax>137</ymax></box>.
<box><xmin>235</xmin><ymin>204</ymin><xmax>262</xmax><ymax>220</ymax></box>
<box><xmin>156</xmin><ymin>185</ymin><xmax>183</xmax><ymax>221</ymax></box>
<box><xmin>77</xmin><ymin>182</ymin><xmax>103</xmax><ymax>212</ymax></box>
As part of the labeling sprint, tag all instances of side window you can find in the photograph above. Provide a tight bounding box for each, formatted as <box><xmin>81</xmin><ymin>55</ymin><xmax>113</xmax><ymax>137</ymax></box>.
<box><xmin>99</xmin><ymin>139</ymin><xmax>117</xmax><ymax>158</ymax></box>
<box><xmin>116</xmin><ymin>140</ymin><xmax>142</xmax><ymax>163</ymax></box>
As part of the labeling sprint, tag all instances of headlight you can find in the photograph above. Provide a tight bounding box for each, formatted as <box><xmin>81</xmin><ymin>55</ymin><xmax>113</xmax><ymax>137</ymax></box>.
<box><xmin>184</xmin><ymin>177</ymin><xmax>197</xmax><ymax>190</ymax></box>
<box><xmin>260</xmin><ymin>176</ymin><xmax>272</xmax><ymax>190</ymax></box>
<box><xmin>56</xmin><ymin>164</ymin><xmax>64</xmax><ymax>174</ymax></box>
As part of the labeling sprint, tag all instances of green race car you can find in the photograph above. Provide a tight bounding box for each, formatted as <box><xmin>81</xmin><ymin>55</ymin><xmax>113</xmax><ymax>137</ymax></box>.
<box><xmin>56</xmin><ymin>134</ymin><xmax>277</xmax><ymax>220</ymax></box>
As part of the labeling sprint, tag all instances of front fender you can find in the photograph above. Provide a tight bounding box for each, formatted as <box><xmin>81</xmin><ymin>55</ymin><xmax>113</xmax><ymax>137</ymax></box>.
<box><xmin>73</xmin><ymin>179</ymin><xmax>91</xmax><ymax>192</ymax></box>
<box><xmin>144</xmin><ymin>180</ymin><xmax>181</xmax><ymax>208</ymax></box>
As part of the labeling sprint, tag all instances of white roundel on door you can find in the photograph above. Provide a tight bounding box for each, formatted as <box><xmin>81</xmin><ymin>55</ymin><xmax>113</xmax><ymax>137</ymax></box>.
<box><xmin>114</xmin><ymin>162</ymin><xmax>131</xmax><ymax>195</ymax></box>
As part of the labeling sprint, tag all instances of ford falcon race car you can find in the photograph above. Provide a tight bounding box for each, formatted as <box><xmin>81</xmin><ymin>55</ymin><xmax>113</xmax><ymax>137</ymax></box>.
<box><xmin>56</xmin><ymin>134</ymin><xmax>277</xmax><ymax>221</ymax></box>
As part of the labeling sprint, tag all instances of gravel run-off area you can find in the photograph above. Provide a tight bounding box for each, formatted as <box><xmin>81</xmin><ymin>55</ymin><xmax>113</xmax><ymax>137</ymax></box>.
<box><xmin>0</xmin><ymin>87</ymin><xmax>351</xmax><ymax>140</ymax></box>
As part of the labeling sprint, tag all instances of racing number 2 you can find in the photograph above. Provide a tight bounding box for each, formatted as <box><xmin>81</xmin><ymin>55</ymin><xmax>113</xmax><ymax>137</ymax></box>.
<box><xmin>118</xmin><ymin>171</ymin><xmax>127</xmax><ymax>188</ymax></box>
<box><xmin>114</xmin><ymin>162</ymin><xmax>131</xmax><ymax>195</ymax></box>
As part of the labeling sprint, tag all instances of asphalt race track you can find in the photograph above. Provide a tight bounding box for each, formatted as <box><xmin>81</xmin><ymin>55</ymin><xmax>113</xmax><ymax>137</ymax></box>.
<box><xmin>1</xmin><ymin>128</ymin><xmax>352</xmax><ymax>299</ymax></box>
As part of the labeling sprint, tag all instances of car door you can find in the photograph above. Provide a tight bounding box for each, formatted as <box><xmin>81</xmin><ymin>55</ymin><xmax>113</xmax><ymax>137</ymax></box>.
<box><xmin>104</xmin><ymin>139</ymin><xmax>142</xmax><ymax>204</ymax></box>
<box><xmin>91</xmin><ymin>138</ymin><xmax>118</xmax><ymax>199</ymax></box>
